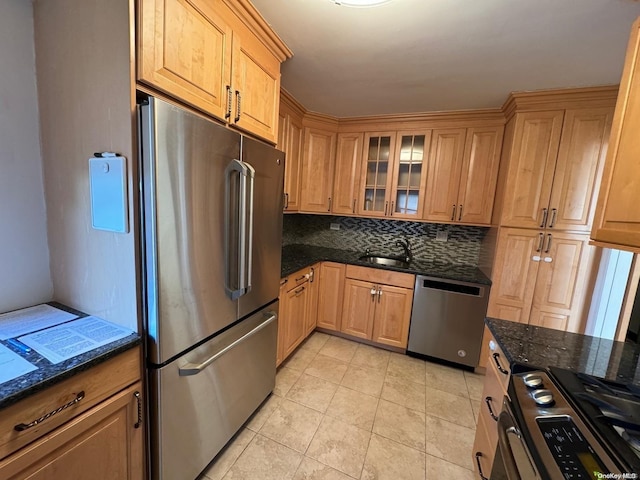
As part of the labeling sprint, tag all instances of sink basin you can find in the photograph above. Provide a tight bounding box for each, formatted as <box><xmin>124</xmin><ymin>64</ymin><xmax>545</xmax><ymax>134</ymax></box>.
<box><xmin>358</xmin><ymin>255</ymin><xmax>410</xmax><ymax>269</ymax></box>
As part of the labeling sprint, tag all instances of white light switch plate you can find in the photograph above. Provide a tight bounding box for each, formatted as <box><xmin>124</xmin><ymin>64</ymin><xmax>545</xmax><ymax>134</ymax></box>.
<box><xmin>89</xmin><ymin>156</ymin><xmax>129</xmax><ymax>233</ymax></box>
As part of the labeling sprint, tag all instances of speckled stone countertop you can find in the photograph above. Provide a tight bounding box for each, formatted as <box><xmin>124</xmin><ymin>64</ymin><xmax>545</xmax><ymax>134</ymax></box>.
<box><xmin>486</xmin><ymin>317</ymin><xmax>640</xmax><ymax>385</ymax></box>
<box><xmin>282</xmin><ymin>244</ymin><xmax>491</xmax><ymax>285</ymax></box>
<box><xmin>0</xmin><ymin>303</ymin><xmax>141</xmax><ymax>410</ymax></box>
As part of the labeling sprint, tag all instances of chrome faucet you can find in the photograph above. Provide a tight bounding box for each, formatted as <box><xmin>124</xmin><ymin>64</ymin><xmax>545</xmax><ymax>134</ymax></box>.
<box><xmin>395</xmin><ymin>238</ymin><xmax>412</xmax><ymax>263</ymax></box>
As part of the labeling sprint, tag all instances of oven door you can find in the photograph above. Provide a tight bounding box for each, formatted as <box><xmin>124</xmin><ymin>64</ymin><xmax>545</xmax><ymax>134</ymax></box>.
<box><xmin>491</xmin><ymin>397</ymin><xmax>542</xmax><ymax>480</ymax></box>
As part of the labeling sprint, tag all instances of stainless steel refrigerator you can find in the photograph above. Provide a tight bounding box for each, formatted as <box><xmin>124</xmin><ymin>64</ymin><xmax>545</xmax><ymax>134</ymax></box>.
<box><xmin>139</xmin><ymin>95</ymin><xmax>283</xmax><ymax>480</ymax></box>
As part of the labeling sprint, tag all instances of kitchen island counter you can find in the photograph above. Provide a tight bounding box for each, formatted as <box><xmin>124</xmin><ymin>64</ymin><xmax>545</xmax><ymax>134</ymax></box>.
<box><xmin>486</xmin><ymin>317</ymin><xmax>640</xmax><ymax>385</ymax></box>
<box><xmin>282</xmin><ymin>243</ymin><xmax>491</xmax><ymax>285</ymax></box>
<box><xmin>0</xmin><ymin>303</ymin><xmax>141</xmax><ymax>410</ymax></box>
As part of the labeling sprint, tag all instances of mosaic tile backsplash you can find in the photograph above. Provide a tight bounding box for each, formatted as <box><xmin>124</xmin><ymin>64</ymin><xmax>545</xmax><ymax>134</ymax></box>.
<box><xmin>282</xmin><ymin>214</ymin><xmax>488</xmax><ymax>266</ymax></box>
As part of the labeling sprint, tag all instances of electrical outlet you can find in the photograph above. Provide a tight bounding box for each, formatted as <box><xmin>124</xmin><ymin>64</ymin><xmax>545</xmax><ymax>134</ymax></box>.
<box><xmin>435</xmin><ymin>230</ymin><xmax>448</xmax><ymax>242</ymax></box>
<box><xmin>330</xmin><ymin>223</ymin><xmax>341</xmax><ymax>231</ymax></box>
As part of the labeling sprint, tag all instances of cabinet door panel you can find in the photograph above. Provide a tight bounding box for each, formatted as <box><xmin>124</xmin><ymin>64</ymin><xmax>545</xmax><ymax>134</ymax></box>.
<box><xmin>231</xmin><ymin>28</ymin><xmax>280</xmax><ymax>143</ymax></box>
<box><xmin>592</xmin><ymin>19</ymin><xmax>640</xmax><ymax>250</ymax></box>
<box><xmin>423</xmin><ymin>128</ymin><xmax>467</xmax><ymax>222</ymax></box>
<box><xmin>333</xmin><ymin>133</ymin><xmax>363</xmax><ymax>215</ymax></box>
<box><xmin>341</xmin><ymin>279</ymin><xmax>376</xmax><ymax>340</ymax></box>
<box><xmin>500</xmin><ymin>112</ymin><xmax>564</xmax><ymax>228</ymax></box>
<box><xmin>306</xmin><ymin>266</ymin><xmax>319</xmax><ymax>336</ymax></box>
<box><xmin>391</xmin><ymin>132</ymin><xmax>431</xmax><ymax>220</ymax></box>
<box><xmin>0</xmin><ymin>383</ymin><xmax>143</xmax><ymax>480</ymax></box>
<box><xmin>284</xmin><ymin>116</ymin><xmax>303</xmax><ymax>211</ymax></box>
<box><xmin>372</xmin><ymin>285</ymin><xmax>413</xmax><ymax>348</ymax></box>
<box><xmin>300</xmin><ymin>128</ymin><xmax>337</xmax><ymax>213</ymax></box>
<box><xmin>283</xmin><ymin>283</ymin><xmax>308</xmax><ymax>358</ymax></box>
<box><xmin>317</xmin><ymin>263</ymin><xmax>346</xmax><ymax>331</ymax></box>
<box><xmin>358</xmin><ymin>133</ymin><xmax>396</xmax><ymax>217</ymax></box>
<box><xmin>529</xmin><ymin>233</ymin><xmax>596</xmax><ymax>333</ymax></box>
<box><xmin>486</xmin><ymin>228</ymin><xmax>540</xmax><ymax>324</ymax></box>
<box><xmin>549</xmin><ymin>108</ymin><xmax>613</xmax><ymax>232</ymax></box>
<box><xmin>138</xmin><ymin>0</ymin><xmax>232</xmax><ymax>121</ymax></box>
<box><xmin>458</xmin><ymin>126</ymin><xmax>504</xmax><ymax>225</ymax></box>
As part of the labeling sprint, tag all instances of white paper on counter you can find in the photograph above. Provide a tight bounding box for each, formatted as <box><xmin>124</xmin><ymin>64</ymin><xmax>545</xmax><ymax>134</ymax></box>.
<box><xmin>0</xmin><ymin>343</ymin><xmax>37</xmax><ymax>385</ymax></box>
<box><xmin>0</xmin><ymin>304</ymin><xmax>78</xmax><ymax>340</ymax></box>
<box><xmin>18</xmin><ymin>316</ymin><xmax>134</xmax><ymax>364</ymax></box>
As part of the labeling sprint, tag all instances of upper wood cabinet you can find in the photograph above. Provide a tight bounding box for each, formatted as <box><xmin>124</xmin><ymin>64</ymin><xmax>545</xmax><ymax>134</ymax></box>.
<box><xmin>592</xmin><ymin>17</ymin><xmax>640</xmax><ymax>251</ymax></box>
<box><xmin>279</xmin><ymin>94</ymin><xmax>304</xmax><ymax>212</ymax></box>
<box><xmin>499</xmin><ymin>108</ymin><xmax>612</xmax><ymax>232</ymax></box>
<box><xmin>138</xmin><ymin>0</ymin><xmax>291</xmax><ymax>143</ymax></box>
<box><xmin>300</xmin><ymin>127</ymin><xmax>337</xmax><ymax>213</ymax></box>
<box><xmin>487</xmin><ymin>227</ymin><xmax>597</xmax><ymax>333</ymax></box>
<box><xmin>357</xmin><ymin>131</ymin><xmax>431</xmax><ymax>220</ymax></box>
<box><xmin>332</xmin><ymin>133</ymin><xmax>363</xmax><ymax>215</ymax></box>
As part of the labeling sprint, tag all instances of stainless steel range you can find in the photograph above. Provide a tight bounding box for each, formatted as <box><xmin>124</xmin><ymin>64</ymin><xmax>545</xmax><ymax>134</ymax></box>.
<box><xmin>492</xmin><ymin>369</ymin><xmax>640</xmax><ymax>479</ymax></box>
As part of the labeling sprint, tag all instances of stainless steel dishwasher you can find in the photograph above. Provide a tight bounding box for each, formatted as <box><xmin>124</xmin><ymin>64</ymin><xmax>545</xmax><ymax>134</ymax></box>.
<box><xmin>407</xmin><ymin>275</ymin><xmax>489</xmax><ymax>368</ymax></box>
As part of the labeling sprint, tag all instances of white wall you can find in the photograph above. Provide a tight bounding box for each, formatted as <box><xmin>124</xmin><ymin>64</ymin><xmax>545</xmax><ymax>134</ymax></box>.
<box><xmin>0</xmin><ymin>0</ymin><xmax>52</xmax><ymax>312</ymax></box>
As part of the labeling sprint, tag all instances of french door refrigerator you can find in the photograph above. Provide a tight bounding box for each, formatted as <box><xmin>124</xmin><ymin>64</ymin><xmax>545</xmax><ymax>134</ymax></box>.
<box><xmin>139</xmin><ymin>95</ymin><xmax>284</xmax><ymax>480</ymax></box>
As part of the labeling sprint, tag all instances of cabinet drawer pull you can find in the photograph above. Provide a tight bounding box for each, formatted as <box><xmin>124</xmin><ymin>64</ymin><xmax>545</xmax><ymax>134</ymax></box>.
<box><xmin>492</xmin><ymin>352</ymin><xmax>509</xmax><ymax>375</ymax></box>
<box><xmin>15</xmin><ymin>391</ymin><xmax>85</xmax><ymax>431</ymax></box>
<box><xmin>540</xmin><ymin>208</ymin><xmax>548</xmax><ymax>228</ymax></box>
<box><xmin>475</xmin><ymin>452</ymin><xmax>489</xmax><ymax>480</ymax></box>
<box><xmin>134</xmin><ymin>391</ymin><xmax>142</xmax><ymax>429</ymax></box>
<box><xmin>295</xmin><ymin>275</ymin><xmax>306</xmax><ymax>282</ymax></box>
<box><xmin>458</xmin><ymin>204</ymin><xmax>463</xmax><ymax>222</ymax></box>
<box><xmin>284</xmin><ymin>193</ymin><xmax>289</xmax><ymax>209</ymax></box>
<box><xmin>485</xmin><ymin>396</ymin><xmax>498</xmax><ymax>421</ymax></box>
<box><xmin>294</xmin><ymin>286</ymin><xmax>305</xmax><ymax>295</ymax></box>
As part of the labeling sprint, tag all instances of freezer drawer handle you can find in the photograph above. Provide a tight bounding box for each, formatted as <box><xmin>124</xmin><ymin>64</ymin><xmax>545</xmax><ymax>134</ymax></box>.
<box><xmin>178</xmin><ymin>312</ymin><xmax>277</xmax><ymax>376</ymax></box>
<box><xmin>15</xmin><ymin>391</ymin><xmax>85</xmax><ymax>431</ymax></box>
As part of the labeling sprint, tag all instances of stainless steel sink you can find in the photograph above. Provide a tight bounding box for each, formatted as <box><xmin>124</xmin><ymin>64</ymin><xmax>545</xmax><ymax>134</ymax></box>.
<box><xmin>358</xmin><ymin>254</ymin><xmax>410</xmax><ymax>269</ymax></box>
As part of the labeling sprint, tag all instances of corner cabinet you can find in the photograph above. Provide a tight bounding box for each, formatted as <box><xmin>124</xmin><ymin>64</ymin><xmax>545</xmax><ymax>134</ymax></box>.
<box><xmin>299</xmin><ymin>127</ymin><xmax>337</xmax><ymax>213</ymax></box>
<box><xmin>357</xmin><ymin>131</ymin><xmax>432</xmax><ymax>220</ymax></box>
<box><xmin>592</xmin><ymin>17</ymin><xmax>640</xmax><ymax>251</ymax></box>
<box><xmin>279</xmin><ymin>93</ymin><xmax>304</xmax><ymax>212</ymax></box>
<box><xmin>137</xmin><ymin>0</ymin><xmax>291</xmax><ymax>143</ymax></box>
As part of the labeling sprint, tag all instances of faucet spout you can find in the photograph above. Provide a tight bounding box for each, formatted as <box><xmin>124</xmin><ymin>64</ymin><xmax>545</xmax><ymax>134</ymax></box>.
<box><xmin>395</xmin><ymin>238</ymin><xmax>412</xmax><ymax>263</ymax></box>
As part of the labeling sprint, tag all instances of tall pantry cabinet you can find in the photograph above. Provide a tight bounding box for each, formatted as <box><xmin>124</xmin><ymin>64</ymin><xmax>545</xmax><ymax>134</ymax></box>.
<box><xmin>488</xmin><ymin>89</ymin><xmax>617</xmax><ymax>333</ymax></box>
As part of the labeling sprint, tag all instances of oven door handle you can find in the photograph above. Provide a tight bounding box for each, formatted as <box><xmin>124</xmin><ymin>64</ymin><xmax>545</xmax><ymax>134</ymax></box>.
<box><xmin>497</xmin><ymin>397</ymin><xmax>541</xmax><ymax>480</ymax></box>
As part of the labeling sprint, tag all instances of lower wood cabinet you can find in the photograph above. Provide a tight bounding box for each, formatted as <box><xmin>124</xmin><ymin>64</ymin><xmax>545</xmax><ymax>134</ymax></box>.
<box><xmin>316</xmin><ymin>262</ymin><xmax>346</xmax><ymax>331</ymax></box>
<box><xmin>340</xmin><ymin>265</ymin><xmax>414</xmax><ymax>349</ymax></box>
<box><xmin>0</xmin><ymin>382</ymin><xmax>144</xmax><ymax>480</ymax></box>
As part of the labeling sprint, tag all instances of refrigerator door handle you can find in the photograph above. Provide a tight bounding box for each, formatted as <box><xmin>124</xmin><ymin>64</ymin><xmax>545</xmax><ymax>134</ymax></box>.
<box><xmin>244</xmin><ymin>162</ymin><xmax>256</xmax><ymax>294</ymax></box>
<box><xmin>225</xmin><ymin>159</ymin><xmax>249</xmax><ymax>299</ymax></box>
<box><xmin>178</xmin><ymin>312</ymin><xmax>277</xmax><ymax>376</ymax></box>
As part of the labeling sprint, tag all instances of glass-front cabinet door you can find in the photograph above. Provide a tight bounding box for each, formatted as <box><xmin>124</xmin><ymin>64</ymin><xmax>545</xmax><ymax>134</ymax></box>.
<box><xmin>359</xmin><ymin>132</ymin><xmax>396</xmax><ymax>216</ymax></box>
<box><xmin>390</xmin><ymin>132</ymin><xmax>431</xmax><ymax>219</ymax></box>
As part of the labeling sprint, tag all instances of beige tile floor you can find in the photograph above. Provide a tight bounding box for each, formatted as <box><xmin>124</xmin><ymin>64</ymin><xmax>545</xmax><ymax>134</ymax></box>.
<box><xmin>202</xmin><ymin>332</ymin><xmax>484</xmax><ymax>480</ymax></box>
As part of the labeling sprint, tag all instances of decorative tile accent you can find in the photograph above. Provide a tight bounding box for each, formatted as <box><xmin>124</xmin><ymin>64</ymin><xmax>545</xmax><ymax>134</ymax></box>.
<box><xmin>283</xmin><ymin>214</ymin><xmax>487</xmax><ymax>266</ymax></box>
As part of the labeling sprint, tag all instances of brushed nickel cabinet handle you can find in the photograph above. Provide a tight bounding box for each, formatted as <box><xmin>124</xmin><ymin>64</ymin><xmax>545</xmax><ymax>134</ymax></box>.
<box><xmin>545</xmin><ymin>234</ymin><xmax>552</xmax><ymax>253</ymax></box>
<box><xmin>234</xmin><ymin>90</ymin><xmax>241</xmax><ymax>123</ymax></box>
<box><xmin>536</xmin><ymin>233</ymin><xmax>544</xmax><ymax>252</ymax></box>
<box><xmin>492</xmin><ymin>352</ymin><xmax>509</xmax><ymax>375</ymax></box>
<box><xmin>549</xmin><ymin>208</ymin><xmax>557</xmax><ymax>228</ymax></box>
<box><xmin>384</xmin><ymin>201</ymin><xmax>389</xmax><ymax>216</ymax></box>
<box><xmin>225</xmin><ymin>85</ymin><xmax>232</xmax><ymax>120</ymax></box>
<box><xmin>15</xmin><ymin>391</ymin><xmax>85</xmax><ymax>431</ymax></box>
<box><xmin>352</xmin><ymin>199</ymin><xmax>356</xmax><ymax>213</ymax></box>
<box><xmin>458</xmin><ymin>204</ymin><xmax>463</xmax><ymax>222</ymax></box>
<box><xmin>328</xmin><ymin>197</ymin><xmax>332</xmax><ymax>212</ymax></box>
<box><xmin>377</xmin><ymin>288</ymin><xmax>382</xmax><ymax>303</ymax></box>
<box><xmin>540</xmin><ymin>208</ymin><xmax>548</xmax><ymax>228</ymax></box>
<box><xmin>475</xmin><ymin>452</ymin><xmax>489</xmax><ymax>480</ymax></box>
<box><xmin>309</xmin><ymin>267</ymin><xmax>315</xmax><ymax>283</ymax></box>
<box><xmin>134</xmin><ymin>391</ymin><xmax>142</xmax><ymax>429</ymax></box>
<box><xmin>485</xmin><ymin>396</ymin><xmax>498</xmax><ymax>421</ymax></box>
<box><xmin>295</xmin><ymin>275</ymin><xmax>306</xmax><ymax>282</ymax></box>
<box><xmin>451</xmin><ymin>204</ymin><xmax>456</xmax><ymax>221</ymax></box>
<box><xmin>294</xmin><ymin>286</ymin><xmax>305</xmax><ymax>295</ymax></box>
<box><xmin>390</xmin><ymin>201</ymin><xmax>395</xmax><ymax>216</ymax></box>
<box><xmin>370</xmin><ymin>287</ymin><xmax>377</xmax><ymax>300</ymax></box>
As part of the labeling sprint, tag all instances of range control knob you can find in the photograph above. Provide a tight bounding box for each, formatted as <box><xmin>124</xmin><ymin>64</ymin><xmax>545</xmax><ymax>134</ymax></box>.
<box><xmin>532</xmin><ymin>389</ymin><xmax>555</xmax><ymax>407</ymax></box>
<box><xmin>522</xmin><ymin>373</ymin><xmax>544</xmax><ymax>389</ymax></box>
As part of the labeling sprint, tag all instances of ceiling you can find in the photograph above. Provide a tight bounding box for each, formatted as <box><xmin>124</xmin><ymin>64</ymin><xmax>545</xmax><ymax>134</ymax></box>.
<box><xmin>250</xmin><ymin>0</ymin><xmax>640</xmax><ymax>117</ymax></box>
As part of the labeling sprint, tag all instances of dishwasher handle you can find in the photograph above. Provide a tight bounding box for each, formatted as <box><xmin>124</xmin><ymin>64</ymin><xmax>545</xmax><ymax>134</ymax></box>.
<box><xmin>417</xmin><ymin>277</ymin><xmax>484</xmax><ymax>297</ymax></box>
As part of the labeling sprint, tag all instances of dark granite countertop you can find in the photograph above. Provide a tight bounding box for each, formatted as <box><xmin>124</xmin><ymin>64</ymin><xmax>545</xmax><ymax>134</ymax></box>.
<box><xmin>0</xmin><ymin>303</ymin><xmax>141</xmax><ymax>410</ymax></box>
<box><xmin>486</xmin><ymin>317</ymin><xmax>640</xmax><ymax>385</ymax></box>
<box><xmin>282</xmin><ymin>244</ymin><xmax>491</xmax><ymax>285</ymax></box>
